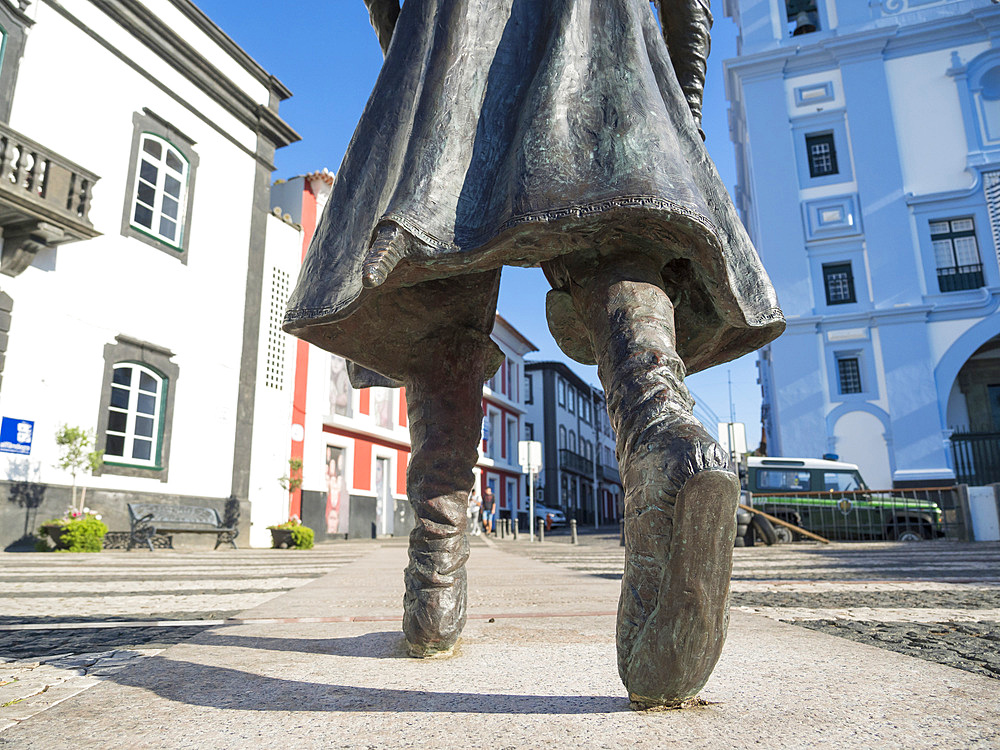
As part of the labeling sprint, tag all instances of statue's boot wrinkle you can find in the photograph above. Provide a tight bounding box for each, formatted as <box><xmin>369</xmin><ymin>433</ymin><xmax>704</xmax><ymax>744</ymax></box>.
<box><xmin>557</xmin><ymin>251</ymin><xmax>739</xmax><ymax>708</ymax></box>
<box><xmin>402</xmin><ymin>328</ymin><xmax>500</xmax><ymax>657</ymax></box>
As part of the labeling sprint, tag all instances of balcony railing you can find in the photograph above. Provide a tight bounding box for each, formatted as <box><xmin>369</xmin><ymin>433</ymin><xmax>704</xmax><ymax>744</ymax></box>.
<box><xmin>598</xmin><ymin>463</ymin><xmax>621</xmax><ymax>484</ymax></box>
<box><xmin>937</xmin><ymin>264</ymin><xmax>983</xmax><ymax>293</ymax></box>
<box><xmin>559</xmin><ymin>449</ymin><xmax>593</xmax><ymax>476</ymax></box>
<box><xmin>951</xmin><ymin>431</ymin><xmax>1000</xmax><ymax>486</ymax></box>
<box><xmin>0</xmin><ymin>122</ymin><xmax>100</xmax><ymax>276</ymax></box>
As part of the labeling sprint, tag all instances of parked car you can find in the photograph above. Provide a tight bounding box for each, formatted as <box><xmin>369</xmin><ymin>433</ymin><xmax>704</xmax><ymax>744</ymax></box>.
<box><xmin>742</xmin><ymin>457</ymin><xmax>944</xmax><ymax>542</ymax></box>
<box><xmin>532</xmin><ymin>503</ymin><xmax>567</xmax><ymax>529</ymax></box>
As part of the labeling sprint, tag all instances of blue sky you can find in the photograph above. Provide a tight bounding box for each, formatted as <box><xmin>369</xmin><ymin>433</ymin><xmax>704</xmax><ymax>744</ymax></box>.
<box><xmin>196</xmin><ymin>1</ymin><xmax>764</xmax><ymax>441</ymax></box>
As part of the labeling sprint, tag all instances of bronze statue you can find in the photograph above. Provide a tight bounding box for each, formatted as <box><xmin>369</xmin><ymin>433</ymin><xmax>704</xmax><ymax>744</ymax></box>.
<box><xmin>284</xmin><ymin>0</ymin><xmax>784</xmax><ymax>708</ymax></box>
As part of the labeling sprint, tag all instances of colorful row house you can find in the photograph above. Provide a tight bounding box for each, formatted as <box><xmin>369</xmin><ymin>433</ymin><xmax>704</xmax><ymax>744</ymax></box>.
<box><xmin>269</xmin><ymin>174</ymin><xmax>539</xmax><ymax>541</ymax></box>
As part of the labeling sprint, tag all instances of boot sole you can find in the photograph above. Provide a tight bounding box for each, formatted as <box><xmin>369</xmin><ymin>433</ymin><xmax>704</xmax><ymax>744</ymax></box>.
<box><xmin>619</xmin><ymin>468</ymin><xmax>739</xmax><ymax>707</ymax></box>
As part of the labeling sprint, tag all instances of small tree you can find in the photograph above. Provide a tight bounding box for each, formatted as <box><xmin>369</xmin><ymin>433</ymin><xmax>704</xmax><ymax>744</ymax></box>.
<box><xmin>278</xmin><ymin>458</ymin><xmax>303</xmax><ymax>520</ymax></box>
<box><xmin>54</xmin><ymin>425</ymin><xmax>104</xmax><ymax>514</ymax></box>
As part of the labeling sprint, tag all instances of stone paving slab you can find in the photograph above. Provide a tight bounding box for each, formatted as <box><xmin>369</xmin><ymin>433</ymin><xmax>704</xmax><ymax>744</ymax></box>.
<box><xmin>1</xmin><ymin>544</ymin><xmax>998</xmax><ymax>748</ymax></box>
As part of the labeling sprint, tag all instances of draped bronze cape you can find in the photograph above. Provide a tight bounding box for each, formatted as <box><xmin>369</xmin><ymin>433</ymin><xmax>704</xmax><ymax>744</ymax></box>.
<box><xmin>284</xmin><ymin>0</ymin><xmax>784</xmax><ymax>381</ymax></box>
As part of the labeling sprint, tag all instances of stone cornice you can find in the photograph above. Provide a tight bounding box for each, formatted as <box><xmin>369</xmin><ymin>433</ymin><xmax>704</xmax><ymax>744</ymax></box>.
<box><xmin>725</xmin><ymin>5</ymin><xmax>1000</xmax><ymax>82</ymax></box>
<box><xmin>59</xmin><ymin>0</ymin><xmax>300</xmax><ymax>150</ymax></box>
<box><xmin>782</xmin><ymin>291</ymin><xmax>1000</xmax><ymax>333</ymax></box>
<box><xmin>162</xmin><ymin>0</ymin><xmax>292</xmax><ymax>101</ymax></box>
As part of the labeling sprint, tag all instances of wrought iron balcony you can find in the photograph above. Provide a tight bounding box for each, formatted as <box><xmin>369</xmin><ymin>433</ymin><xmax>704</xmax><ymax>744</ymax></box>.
<box><xmin>598</xmin><ymin>462</ymin><xmax>621</xmax><ymax>484</ymax></box>
<box><xmin>559</xmin><ymin>449</ymin><xmax>593</xmax><ymax>476</ymax></box>
<box><xmin>0</xmin><ymin>122</ymin><xmax>100</xmax><ymax>276</ymax></box>
<box><xmin>936</xmin><ymin>264</ymin><xmax>983</xmax><ymax>293</ymax></box>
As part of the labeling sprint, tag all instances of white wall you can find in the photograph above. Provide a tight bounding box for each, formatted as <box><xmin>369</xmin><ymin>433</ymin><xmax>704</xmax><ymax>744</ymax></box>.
<box><xmin>247</xmin><ymin>215</ymin><xmax>301</xmax><ymax>547</ymax></box>
<box><xmin>0</xmin><ymin>0</ymin><xmax>270</xmax><ymax>504</ymax></box>
<box><xmin>885</xmin><ymin>44</ymin><xmax>988</xmax><ymax>196</ymax></box>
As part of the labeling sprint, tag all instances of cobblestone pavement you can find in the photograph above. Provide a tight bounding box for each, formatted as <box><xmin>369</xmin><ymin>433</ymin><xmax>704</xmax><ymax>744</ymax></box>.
<box><xmin>0</xmin><ymin>546</ymin><xmax>367</xmax><ymax>732</ymax></box>
<box><xmin>499</xmin><ymin>531</ymin><xmax>1000</xmax><ymax>680</ymax></box>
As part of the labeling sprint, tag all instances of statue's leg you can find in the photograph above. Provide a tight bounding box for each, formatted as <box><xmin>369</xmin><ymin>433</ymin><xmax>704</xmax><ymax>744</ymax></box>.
<box><xmin>402</xmin><ymin>328</ymin><xmax>499</xmax><ymax>657</ymax></box>
<box><xmin>554</xmin><ymin>251</ymin><xmax>739</xmax><ymax>707</ymax></box>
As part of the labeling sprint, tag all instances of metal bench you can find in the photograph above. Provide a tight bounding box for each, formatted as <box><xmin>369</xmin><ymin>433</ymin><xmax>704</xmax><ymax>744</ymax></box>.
<box><xmin>127</xmin><ymin>502</ymin><xmax>238</xmax><ymax>551</ymax></box>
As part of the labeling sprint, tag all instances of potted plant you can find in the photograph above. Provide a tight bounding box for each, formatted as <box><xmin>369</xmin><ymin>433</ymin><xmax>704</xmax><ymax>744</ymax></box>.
<box><xmin>268</xmin><ymin>515</ymin><xmax>314</xmax><ymax>550</ymax></box>
<box><xmin>278</xmin><ymin>458</ymin><xmax>303</xmax><ymax>518</ymax></box>
<box><xmin>40</xmin><ymin>426</ymin><xmax>107</xmax><ymax>552</ymax></box>
<box><xmin>39</xmin><ymin>507</ymin><xmax>108</xmax><ymax>552</ymax></box>
<box><xmin>270</xmin><ymin>459</ymin><xmax>314</xmax><ymax>548</ymax></box>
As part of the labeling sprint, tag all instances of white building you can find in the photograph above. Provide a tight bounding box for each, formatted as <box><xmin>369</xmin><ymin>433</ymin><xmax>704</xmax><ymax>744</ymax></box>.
<box><xmin>725</xmin><ymin>0</ymin><xmax>1000</xmax><ymax>488</ymax></box>
<box><xmin>0</xmin><ymin>0</ymin><xmax>298</xmax><ymax>549</ymax></box>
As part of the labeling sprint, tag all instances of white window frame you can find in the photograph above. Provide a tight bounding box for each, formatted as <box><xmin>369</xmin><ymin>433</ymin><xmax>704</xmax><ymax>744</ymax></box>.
<box><xmin>104</xmin><ymin>363</ymin><xmax>164</xmax><ymax>467</ymax></box>
<box><xmin>129</xmin><ymin>133</ymin><xmax>190</xmax><ymax>250</ymax></box>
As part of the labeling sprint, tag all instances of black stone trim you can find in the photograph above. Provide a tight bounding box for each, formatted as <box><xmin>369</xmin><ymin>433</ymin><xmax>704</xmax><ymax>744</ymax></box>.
<box><xmin>161</xmin><ymin>0</ymin><xmax>292</xmax><ymax>100</ymax></box>
<box><xmin>0</xmin><ymin>1</ymin><xmax>33</xmax><ymax>123</ymax></box>
<box><xmin>120</xmin><ymin>109</ymin><xmax>199</xmax><ymax>261</ymax></box>
<box><xmin>0</xmin><ymin>290</ymin><xmax>10</xmax><ymax>393</ymax></box>
<box><xmin>94</xmin><ymin>335</ymin><xmax>179</xmax><ymax>482</ymax></box>
<box><xmin>229</xmin><ymin>133</ymin><xmax>274</xmax><ymax>501</ymax></box>
<box><xmin>84</xmin><ymin>0</ymin><xmax>299</xmax><ymax>147</ymax></box>
<box><xmin>39</xmin><ymin>0</ymin><xmax>296</xmax><ymax>165</ymax></box>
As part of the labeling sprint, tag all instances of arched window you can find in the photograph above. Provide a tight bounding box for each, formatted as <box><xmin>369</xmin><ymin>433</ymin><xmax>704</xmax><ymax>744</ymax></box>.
<box><xmin>122</xmin><ymin>110</ymin><xmax>199</xmax><ymax>260</ymax></box>
<box><xmin>130</xmin><ymin>133</ymin><xmax>189</xmax><ymax>249</ymax></box>
<box><xmin>569</xmin><ymin>430</ymin><xmax>577</xmax><ymax>453</ymax></box>
<box><xmin>558</xmin><ymin>425</ymin><xmax>567</xmax><ymax>450</ymax></box>
<box><xmin>105</xmin><ymin>363</ymin><xmax>164</xmax><ymax>466</ymax></box>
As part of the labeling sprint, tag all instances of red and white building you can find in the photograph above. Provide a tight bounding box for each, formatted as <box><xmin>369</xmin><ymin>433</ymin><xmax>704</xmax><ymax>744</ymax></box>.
<box><xmin>477</xmin><ymin>315</ymin><xmax>539</xmax><ymax>523</ymax></box>
<box><xmin>268</xmin><ymin>174</ymin><xmax>538</xmax><ymax>542</ymax></box>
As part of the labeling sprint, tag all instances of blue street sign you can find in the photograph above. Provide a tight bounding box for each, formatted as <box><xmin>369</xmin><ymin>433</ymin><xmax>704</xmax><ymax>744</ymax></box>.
<box><xmin>0</xmin><ymin>417</ymin><xmax>34</xmax><ymax>455</ymax></box>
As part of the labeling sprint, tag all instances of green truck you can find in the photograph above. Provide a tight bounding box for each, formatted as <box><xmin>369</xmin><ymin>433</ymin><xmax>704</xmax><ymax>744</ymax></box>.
<box><xmin>742</xmin><ymin>457</ymin><xmax>945</xmax><ymax>542</ymax></box>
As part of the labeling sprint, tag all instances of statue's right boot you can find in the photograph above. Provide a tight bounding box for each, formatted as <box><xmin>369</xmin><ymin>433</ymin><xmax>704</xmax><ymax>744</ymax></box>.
<box><xmin>402</xmin><ymin>330</ymin><xmax>501</xmax><ymax>657</ymax></box>
<box><xmin>565</xmin><ymin>254</ymin><xmax>740</xmax><ymax>708</ymax></box>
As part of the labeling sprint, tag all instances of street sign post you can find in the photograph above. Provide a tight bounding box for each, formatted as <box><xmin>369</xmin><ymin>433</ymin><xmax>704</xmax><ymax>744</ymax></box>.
<box><xmin>518</xmin><ymin>440</ymin><xmax>542</xmax><ymax>542</ymax></box>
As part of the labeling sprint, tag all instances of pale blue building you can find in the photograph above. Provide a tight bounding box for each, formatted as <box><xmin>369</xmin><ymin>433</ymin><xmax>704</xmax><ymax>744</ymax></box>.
<box><xmin>724</xmin><ymin>0</ymin><xmax>1000</xmax><ymax>488</ymax></box>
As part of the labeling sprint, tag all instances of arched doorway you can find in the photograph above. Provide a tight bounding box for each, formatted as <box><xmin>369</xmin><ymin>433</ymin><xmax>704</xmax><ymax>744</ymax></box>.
<box><xmin>948</xmin><ymin>334</ymin><xmax>1000</xmax><ymax>484</ymax></box>
<box><xmin>831</xmin><ymin>409</ymin><xmax>893</xmax><ymax>489</ymax></box>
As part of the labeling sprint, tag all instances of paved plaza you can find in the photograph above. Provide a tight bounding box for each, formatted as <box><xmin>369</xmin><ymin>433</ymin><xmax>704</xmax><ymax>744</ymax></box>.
<box><xmin>509</xmin><ymin>533</ymin><xmax>1000</xmax><ymax>680</ymax></box>
<box><xmin>0</xmin><ymin>536</ymin><xmax>998</xmax><ymax>747</ymax></box>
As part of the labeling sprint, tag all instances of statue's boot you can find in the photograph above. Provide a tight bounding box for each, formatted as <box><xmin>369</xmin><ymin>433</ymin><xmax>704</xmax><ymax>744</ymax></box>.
<box><xmin>402</xmin><ymin>328</ymin><xmax>501</xmax><ymax>657</ymax></box>
<box><xmin>561</xmin><ymin>252</ymin><xmax>739</xmax><ymax>707</ymax></box>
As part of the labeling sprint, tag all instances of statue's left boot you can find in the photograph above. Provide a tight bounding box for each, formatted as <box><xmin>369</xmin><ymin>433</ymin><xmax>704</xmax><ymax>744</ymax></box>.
<box><xmin>556</xmin><ymin>252</ymin><xmax>739</xmax><ymax>707</ymax></box>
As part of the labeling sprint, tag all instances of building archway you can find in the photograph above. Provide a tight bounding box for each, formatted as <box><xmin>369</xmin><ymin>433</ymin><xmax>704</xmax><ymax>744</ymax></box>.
<box><xmin>936</xmin><ymin>311</ymin><xmax>1000</xmax><ymax>427</ymax></box>
<box><xmin>937</xmin><ymin>316</ymin><xmax>1000</xmax><ymax>484</ymax></box>
<box><xmin>825</xmin><ymin>403</ymin><xmax>894</xmax><ymax>488</ymax></box>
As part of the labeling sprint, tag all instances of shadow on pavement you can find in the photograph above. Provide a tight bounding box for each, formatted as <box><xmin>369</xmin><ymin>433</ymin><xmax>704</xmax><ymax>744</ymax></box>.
<box><xmin>107</xmin><ymin>654</ymin><xmax>631</xmax><ymax>714</ymax></box>
<box><xmin>195</xmin><ymin>630</ymin><xmax>410</xmax><ymax>658</ymax></box>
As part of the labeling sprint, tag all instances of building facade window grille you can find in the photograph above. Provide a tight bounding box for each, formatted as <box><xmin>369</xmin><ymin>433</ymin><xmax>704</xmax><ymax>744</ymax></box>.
<box><xmin>105</xmin><ymin>363</ymin><xmax>164</xmax><ymax>466</ymax></box>
<box><xmin>837</xmin><ymin>356</ymin><xmax>863</xmax><ymax>395</ymax></box>
<box><xmin>265</xmin><ymin>267</ymin><xmax>290</xmax><ymax>389</ymax></box>
<box><xmin>823</xmin><ymin>262</ymin><xmax>856</xmax><ymax>305</ymax></box>
<box><xmin>805</xmin><ymin>132</ymin><xmax>838</xmax><ymax>178</ymax></box>
<box><xmin>930</xmin><ymin>218</ymin><xmax>984</xmax><ymax>292</ymax></box>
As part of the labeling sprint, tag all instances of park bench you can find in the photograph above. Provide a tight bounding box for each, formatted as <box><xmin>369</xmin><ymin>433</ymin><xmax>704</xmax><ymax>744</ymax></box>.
<box><xmin>127</xmin><ymin>502</ymin><xmax>238</xmax><ymax>551</ymax></box>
